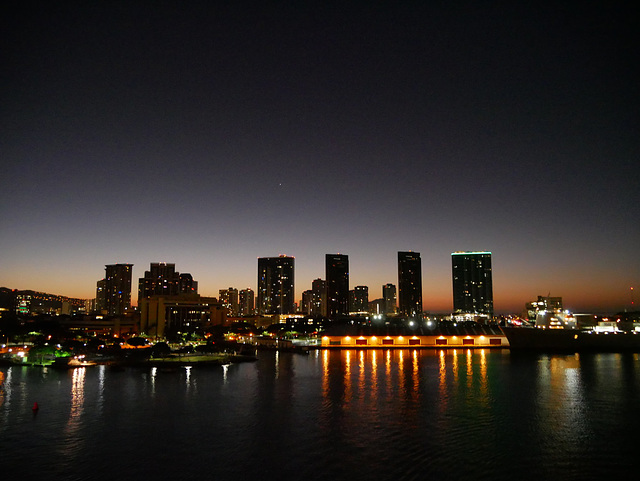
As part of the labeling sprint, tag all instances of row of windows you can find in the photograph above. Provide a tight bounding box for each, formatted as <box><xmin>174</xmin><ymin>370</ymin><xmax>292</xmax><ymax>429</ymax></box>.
<box><xmin>328</xmin><ymin>338</ymin><xmax>502</xmax><ymax>346</ymax></box>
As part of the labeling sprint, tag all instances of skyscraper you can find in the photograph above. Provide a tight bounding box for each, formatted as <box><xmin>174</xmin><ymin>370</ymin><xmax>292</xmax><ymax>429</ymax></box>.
<box><xmin>102</xmin><ymin>263</ymin><xmax>133</xmax><ymax>316</ymax></box>
<box><xmin>257</xmin><ymin>256</ymin><xmax>295</xmax><ymax>315</ymax></box>
<box><xmin>239</xmin><ymin>288</ymin><xmax>255</xmax><ymax>316</ymax></box>
<box><xmin>451</xmin><ymin>251</ymin><xmax>493</xmax><ymax>318</ymax></box>
<box><xmin>398</xmin><ymin>251</ymin><xmax>422</xmax><ymax>319</ymax></box>
<box><xmin>326</xmin><ymin>254</ymin><xmax>349</xmax><ymax>319</ymax></box>
<box><xmin>382</xmin><ymin>283</ymin><xmax>397</xmax><ymax>315</ymax></box>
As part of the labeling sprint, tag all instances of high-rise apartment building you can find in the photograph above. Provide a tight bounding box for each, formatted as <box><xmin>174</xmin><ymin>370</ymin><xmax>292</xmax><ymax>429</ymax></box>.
<box><xmin>301</xmin><ymin>290</ymin><xmax>313</xmax><ymax>315</ymax></box>
<box><xmin>398</xmin><ymin>251</ymin><xmax>422</xmax><ymax>319</ymax></box>
<box><xmin>219</xmin><ymin>287</ymin><xmax>239</xmax><ymax>317</ymax></box>
<box><xmin>349</xmin><ymin>285</ymin><xmax>369</xmax><ymax>313</ymax></box>
<box><xmin>98</xmin><ymin>263</ymin><xmax>133</xmax><ymax>316</ymax></box>
<box><xmin>95</xmin><ymin>279</ymin><xmax>107</xmax><ymax>313</ymax></box>
<box><xmin>382</xmin><ymin>283</ymin><xmax>397</xmax><ymax>315</ymax></box>
<box><xmin>239</xmin><ymin>288</ymin><xmax>255</xmax><ymax>316</ymax></box>
<box><xmin>326</xmin><ymin>254</ymin><xmax>349</xmax><ymax>319</ymax></box>
<box><xmin>451</xmin><ymin>251</ymin><xmax>493</xmax><ymax>317</ymax></box>
<box><xmin>138</xmin><ymin>263</ymin><xmax>198</xmax><ymax>302</ymax></box>
<box><xmin>309</xmin><ymin>278</ymin><xmax>328</xmax><ymax>317</ymax></box>
<box><xmin>257</xmin><ymin>256</ymin><xmax>295</xmax><ymax>315</ymax></box>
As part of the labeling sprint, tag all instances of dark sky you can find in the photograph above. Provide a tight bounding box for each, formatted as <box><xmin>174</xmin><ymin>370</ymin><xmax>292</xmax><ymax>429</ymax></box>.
<box><xmin>1</xmin><ymin>1</ymin><xmax>638</xmax><ymax>313</ymax></box>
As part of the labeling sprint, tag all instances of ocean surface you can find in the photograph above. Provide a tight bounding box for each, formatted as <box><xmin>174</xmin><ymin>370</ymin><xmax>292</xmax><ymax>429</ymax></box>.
<box><xmin>1</xmin><ymin>349</ymin><xmax>639</xmax><ymax>480</ymax></box>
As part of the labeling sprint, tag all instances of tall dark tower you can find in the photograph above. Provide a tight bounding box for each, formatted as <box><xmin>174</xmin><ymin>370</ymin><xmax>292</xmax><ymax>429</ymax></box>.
<box><xmin>104</xmin><ymin>263</ymin><xmax>133</xmax><ymax>316</ymax></box>
<box><xmin>382</xmin><ymin>283</ymin><xmax>397</xmax><ymax>315</ymax></box>
<box><xmin>326</xmin><ymin>254</ymin><xmax>349</xmax><ymax>319</ymax></box>
<box><xmin>451</xmin><ymin>251</ymin><xmax>493</xmax><ymax>318</ymax></box>
<box><xmin>257</xmin><ymin>256</ymin><xmax>295</xmax><ymax>315</ymax></box>
<box><xmin>398</xmin><ymin>251</ymin><xmax>422</xmax><ymax>319</ymax></box>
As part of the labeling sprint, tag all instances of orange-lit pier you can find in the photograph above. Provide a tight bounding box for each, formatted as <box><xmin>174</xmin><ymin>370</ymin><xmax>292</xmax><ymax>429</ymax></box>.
<box><xmin>320</xmin><ymin>324</ymin><xmax>508</xmax><ymax>349</ymax></box>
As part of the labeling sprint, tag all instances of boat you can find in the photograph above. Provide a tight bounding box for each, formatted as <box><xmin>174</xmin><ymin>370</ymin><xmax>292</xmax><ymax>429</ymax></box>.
<box><xmin>141</xmin><ymin>353</ymin><xmax>235</xmax><ymax>367</ymax></box>
<box><xmin>502</xmin><ymin>326</ymin><xmax>640</xmax><ymax>352</ymax></box>
<box><xmin>52</xmin><ymin>356</ymin><xmax>97</xmax><ymax>369</ymax></box>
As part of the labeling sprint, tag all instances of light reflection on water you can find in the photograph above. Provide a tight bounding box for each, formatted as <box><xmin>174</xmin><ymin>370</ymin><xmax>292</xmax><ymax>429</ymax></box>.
<box><xmin>2</xmin><ymin>350</ymin><xmax>640</xmax><ymax>481</ymax></box>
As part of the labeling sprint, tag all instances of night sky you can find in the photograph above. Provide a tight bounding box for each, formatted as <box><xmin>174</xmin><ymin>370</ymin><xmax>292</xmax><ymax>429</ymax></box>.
<box><xmin>1</xmin><ymin>1</ymin><xmax>637</xmax><ymax>314</ymax></box>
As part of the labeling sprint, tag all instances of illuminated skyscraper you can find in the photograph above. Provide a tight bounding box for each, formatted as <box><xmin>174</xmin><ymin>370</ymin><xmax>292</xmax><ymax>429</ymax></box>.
<box><xmin>398</xmin><ymin>251</ymin><xmax>422</xmax><ymax>319</ymax></box>
<box><xmin>451</xmin><ymin>251</ymin><xmax>493</xmax><ymax>318</ymax></box>
<box><xmin>103</xmin><ymin>263</ymin><xmax>133</xmax><ymax>316</ymax></box>
<box><xmin>257</xmin><ymin>256</ymin><xmax>295</xmax><ymax>315</ymax></box>
<box><xmin>326</xmin><ymin>254</ymin><xmax>349</xmax><ymax>319</ymax></box>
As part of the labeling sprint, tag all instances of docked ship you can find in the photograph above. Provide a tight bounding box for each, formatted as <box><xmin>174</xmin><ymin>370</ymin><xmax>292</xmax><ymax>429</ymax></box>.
<box><xmin>502</xmin><ymin>325</ymin><xmax>640</xmax><ymax>352</ymax></box>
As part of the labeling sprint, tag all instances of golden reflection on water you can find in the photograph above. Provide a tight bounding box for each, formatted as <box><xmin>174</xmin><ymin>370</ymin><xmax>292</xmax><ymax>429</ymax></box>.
<box><xmin>370</xmin><ymin>350</ymin><xmax>378</xmax><ymax>403</ymax></box>
<box><xmin>398</xmin><ymin>349</ymin><xmax>405</xmax><ymax>395</ymax></box>
<box><xmin>344</xmin><ymin>350</ymin><xmax>352</xmax><ymax>403</ymax></box>
<box><xmin>479</xmin><ymin>349</ymin><xmax>488</xmax><ymax>400</ymax></box>
<box><xmin>466</xmin><ymin>349</ymin><xmax>473</xmax><ymax>390</ymax></box>
<box><xmin>452</xmin><ymin>349</ymin><xmax>459</xmax><ymax>383</ymax></box>
<box><xmin>320</xmin><ymin>349</ymin><xmax>499</xmax><ymax>419</ymax></box>
<box><xmin>438</xmin><ymin>350</ymin><xmax>448</xmax><ymax>412</ymax></box>
<box><xmin>411</xmin><ymin>350</ymin><xmax>419</xmax><ymax>401</ymax></box>
<box><xmin>358</xmin><ymin>350</ymin><xmax>365</xmax><ymax>397</ymax></box>
<box><xmin>385</xmin><ymin>350</ymin><xmax>392</xmax><ymax>402</ymax></box>
<box><xmin>321</xmin><ymin>349</ymin><xmax>329</xmax><ymax>399</ymax></box>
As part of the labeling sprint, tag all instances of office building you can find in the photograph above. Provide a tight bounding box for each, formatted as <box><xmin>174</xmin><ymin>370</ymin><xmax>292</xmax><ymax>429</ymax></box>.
<box><xmin>257</xmin><ymin>256</ymin><xmax>295</xmax><ymax>315</ymax></box>
<box><xmin>382</xmin><ymin>283</ymin><xmax>397</xmax><ymax>315</ymax></box>
<box><xmin>139</xmin><ymin>294</ymin><xmax>224</xmax><ymax>339</ymax></box>
<box><xmin>326</xmin><ymin>254</ymin><xmax>349</xmax><ymax>319</ymax></box>
<box><xmin>398</xmin><ymin>252</ymin><xmax>422</xmax><ymax>319</ymax></box>
<box><xmin>451</xmin><ymin>251</ymin><xmax>493</xmax><ymax>318</ymax></box>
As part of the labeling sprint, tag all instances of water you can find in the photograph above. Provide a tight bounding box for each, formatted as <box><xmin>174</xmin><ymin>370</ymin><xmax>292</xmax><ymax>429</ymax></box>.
<box><xmin>1</xmin><ymin>349</ymin><xmax>639</xmax><ymax>480</ymax></box>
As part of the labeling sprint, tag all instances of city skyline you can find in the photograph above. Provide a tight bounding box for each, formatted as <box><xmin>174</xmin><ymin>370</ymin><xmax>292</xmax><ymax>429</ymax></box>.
<box><xmin>2</xmin><ymin>2</ymin><xmax>637</xmax><ymax>315</ymax></box>
<box><xmin>1</xmin><ymin>247</ymin><xmax>635</xmax><ymax>315</ymax></box>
